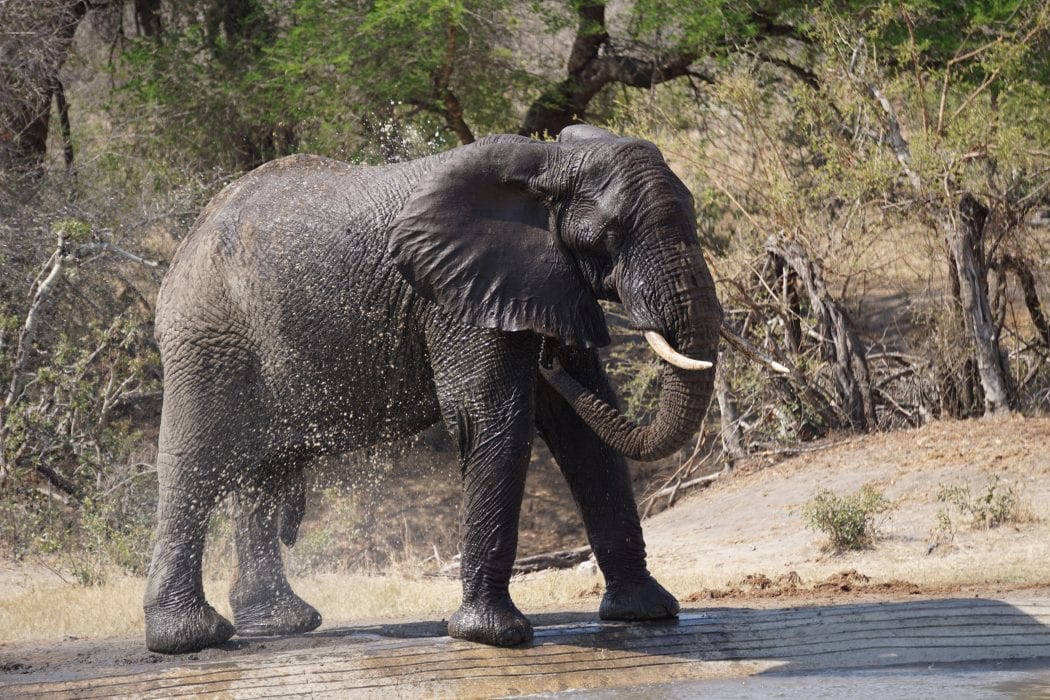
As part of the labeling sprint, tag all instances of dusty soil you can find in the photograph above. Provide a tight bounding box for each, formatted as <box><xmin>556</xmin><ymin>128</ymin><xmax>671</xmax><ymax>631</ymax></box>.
<box><xmin>644</xmin><ymin>414</ymin><xmax>1050</xmax><ymax>597</ymax></box>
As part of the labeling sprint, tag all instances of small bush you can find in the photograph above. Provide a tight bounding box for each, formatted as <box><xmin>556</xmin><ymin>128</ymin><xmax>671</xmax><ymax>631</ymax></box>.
<box><xmin>801</xmin><ymin>483</ymin><xmax>894</xmax><ymax>552</ymax></box>
<box><xmin>936</xmin><ymin>478</ymin><xmax>1034</xmax><ymax>535</ymax></box>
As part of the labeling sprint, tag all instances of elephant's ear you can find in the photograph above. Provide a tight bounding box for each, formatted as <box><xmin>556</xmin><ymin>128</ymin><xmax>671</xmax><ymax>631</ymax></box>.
<box><xmin>387</xmin><ymin>137</ymin><xmax>609</xmax><ymax>348</ymax></box>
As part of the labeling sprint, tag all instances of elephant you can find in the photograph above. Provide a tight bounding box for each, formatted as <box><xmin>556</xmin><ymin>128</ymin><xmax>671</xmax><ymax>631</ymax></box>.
<box><xmin>143</xmin><ymin>124</ymin><xmax>722</xmax><ymax>654</ymax></box>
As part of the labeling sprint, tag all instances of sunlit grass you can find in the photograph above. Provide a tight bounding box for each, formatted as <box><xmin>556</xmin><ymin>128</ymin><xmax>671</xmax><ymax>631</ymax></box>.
<box><xmin>0</xmin><ymin>574</ymin><xmax>147</xmax><ymax>644</ymax></box>
<box><xmin>0</xmin><ymin>568</ymin><xmax>595</xmax><ymax>644</ymax></box>
<box><xmin>3</xmin><ymin>553</ymin><xmax>1047</xmax><ymax>645</ymax></box>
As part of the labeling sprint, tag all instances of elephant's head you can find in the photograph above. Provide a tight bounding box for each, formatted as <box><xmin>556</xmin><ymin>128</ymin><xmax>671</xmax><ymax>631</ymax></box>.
<box><xmin>388</xmin><ymin>126</ymin><xmax>722</xmax><ymax>461</ymax></box>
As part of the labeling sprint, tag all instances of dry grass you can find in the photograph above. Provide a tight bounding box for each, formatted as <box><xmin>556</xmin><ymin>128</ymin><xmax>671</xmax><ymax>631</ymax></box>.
<box><xmin>0</xmin><ymin>566</ymin><xmax>592</xmax><ymax>645</ymax></box>
<box><xmin>0</xmin><ymin>560</ymin><xmax>734</xmax><ymax>645</ymax></box>
<box><xmin>7</xmin><ymin>553</ymin><xmax>1048</xmax><ymax>646</ymax></box>
<box><xmin>0</xmin><ymin>573</ymin><xmax>147</xmax><ymax>644</ymax></box>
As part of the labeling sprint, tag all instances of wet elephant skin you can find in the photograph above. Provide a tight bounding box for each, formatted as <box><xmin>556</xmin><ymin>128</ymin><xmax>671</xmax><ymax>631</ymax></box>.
<box><xmin>144</xmin><ymin>126</ymin><xmax>722</xmax><ymax>654</ymax></box>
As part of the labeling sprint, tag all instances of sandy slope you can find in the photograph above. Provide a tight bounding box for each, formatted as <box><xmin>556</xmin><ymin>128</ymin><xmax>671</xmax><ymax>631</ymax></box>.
<box><xmin>644</xmin><ymin>415</ymin><xmax>1050</xmax><ymax>593</ymax></box>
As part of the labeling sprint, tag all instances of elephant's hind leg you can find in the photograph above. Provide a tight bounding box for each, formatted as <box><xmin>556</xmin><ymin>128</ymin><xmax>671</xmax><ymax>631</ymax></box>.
<box><xmin>229</xmin><ymin>466</ymin><xmax>322</xmax><ymax>637</ymax></box>
<box><xmin>144</xmin><ymin>450</ymin><xmax>235</xmax><ymax>654</ymax></box>
<box><xmin>144</xmin><ymin>356</ymin><xmax>261</xmax><ymax>654</ymax></box>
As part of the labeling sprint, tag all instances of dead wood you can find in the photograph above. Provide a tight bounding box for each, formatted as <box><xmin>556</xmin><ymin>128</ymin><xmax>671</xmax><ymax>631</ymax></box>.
<box><xmin>510</xmin><ymin>545</ymin><xmax>593</xmax><ymax>574</ymax></box>
<box><xmin>764</xmin><ymin>238</ymin><xmax>877</xmax><ymax>430</ymax></box>
<box><xmin>715</xmin><ymin>363</ymin><xmax>744</xmax><ymax>460</ymax></box>
<box><xmin>996</xmin><ymin>254</ymin><xmax>1050</xmax><ymax>351</ymax></box>
<box><xmin>434</xmin><ymin>545</ymin><xmax>594</xmax><ymax>578</ymax></box>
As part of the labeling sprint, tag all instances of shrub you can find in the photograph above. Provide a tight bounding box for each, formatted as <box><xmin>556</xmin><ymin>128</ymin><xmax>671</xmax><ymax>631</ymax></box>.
<box><xmin>801</xmin><ymin>483</ymin><xmax>894</xmax><ymax>552</ymax></box>
<box><xmin>937</xmin><ymin>478</ymin><xmax>1034</xmax><ymax>535</ymax></box>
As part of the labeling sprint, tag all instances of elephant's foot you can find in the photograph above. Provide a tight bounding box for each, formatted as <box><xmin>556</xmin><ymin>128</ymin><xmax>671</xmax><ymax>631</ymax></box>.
<box><xmin>599</xmin><ymin>576</ymin><xmax>680</xmax><ymax>621</ymax></box>
<box><xmin>231</xmin><ymin>585</ymin><xmax>322</xmax><ymax>637</ymax></box>
<box><xmin>144</xmin><ymin>601</ymin><xmax>235</xmax><ymax>654</ymax></box>
<box><xmin>448</xmin><ymin>600</ymin><xmax>533</xmax><ymax>646</ymax></box>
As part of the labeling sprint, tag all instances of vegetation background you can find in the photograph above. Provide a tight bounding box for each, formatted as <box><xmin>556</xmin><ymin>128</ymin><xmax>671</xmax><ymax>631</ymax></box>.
<box><xmin>1</xmin><ymin>0</ymin><xmax>1048</xmax><ymax>586</ymax></box>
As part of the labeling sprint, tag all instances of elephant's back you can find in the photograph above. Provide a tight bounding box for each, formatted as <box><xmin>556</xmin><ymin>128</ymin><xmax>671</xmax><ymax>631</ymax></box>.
<box><xmin>155</xmin><ymin>152</ymin><xmax>442</xmax><ymax>443</ymax></box>
<box><xmin>156</xmin><ymin>154</ymin><xmax>419</xmax><ymax>339</ymax></box>
<box><xmin>168</xmin><ymin>154</ymin><xmax>400</xmax><ymax>267</ymax></box>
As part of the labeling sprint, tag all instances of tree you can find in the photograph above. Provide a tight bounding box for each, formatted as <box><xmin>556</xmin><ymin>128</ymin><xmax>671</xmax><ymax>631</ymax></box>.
<box><xmin>828</xmin><ymin>1</ymin><xmax>1050</xmax><ymax>415</ymax></box>
<box><xmin>114</xmin><ymin>1</ymin><xmax>821</xmax><ymax>160</ymax></box>
<box><xmin>0</xmin><ymin>1</ymin><xmax>101</xmax><ymax>175</ymax></box>
<box><xmin>640</xmin><ymin>0</ymin><xmax>1050</xmax><ymax>436</ymax></box>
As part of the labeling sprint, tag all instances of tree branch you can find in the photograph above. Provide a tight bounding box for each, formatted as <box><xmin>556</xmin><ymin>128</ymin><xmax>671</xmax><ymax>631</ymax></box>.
<box><xmin>751</xmin><ymin>52</ymin><xmax>820</xmax><ymax>90</ymax></box>
<box><xmin>1</xmin><ymin>231</ymin><xmax>160</xmax><ymax>480</ymax></box>
<box><xmin>846</xmin><ymin>40</ymin><xmax>922</xmax><ymax>192</ymax></box>
<box><xmin>3</xmin><ymin>237</ymin><xmax>67</xmax><ymax>411</ymax></box>
<box><xmin>35</xmin><ymin>460</ymin><xmax>83</xmax><ymax>501</ymax></box>
<box><xmin>897</xmin><ymin>0</ymin><xmax>930</xmax><ymax>133</ymax></box>
<box><xmin>434</xmin><ymin>23</ymin><xmax>474</xmax><ymax>145</ymax></box>
<box><xmin>520</xmin><ymin>50</ymin><xmax>702</xmax><ymax>137</ymax></box>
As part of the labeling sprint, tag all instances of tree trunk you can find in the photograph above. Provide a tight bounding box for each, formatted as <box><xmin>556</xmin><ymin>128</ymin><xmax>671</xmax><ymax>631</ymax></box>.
<box><xmin>947</xmin><ymin>194</ymin><xmax>1012</xmax><ymax>416</ymax></box>
<box><xmin>134</xmin><ymin>0</ymin><xmax>163</xmax><ymax>37</ymax></box>
<box><xmin>436</xmin><ymin>24</ymin><xmax>474</xmax><ymax>145</ymax></box>
<box><xmin>765</xmin><ymin>238</ymin><xmax>876</xmax><ymax>430</ymax></box>
<box><xmin>0</xmin><ymin>1</ymin><xmax>92</xmax><ymax>172</ymax></box>
<box><xmin>715</xmin><ymin>363</ymin><xmax>743</xmax><ymax>460</ymax></box>
<box><xmin>54</xmin><ymin>78</ymin><xmax>74</xmax><ymax>172</ymax></box>
<box><xmin>518</xmin><ymin>1</ymin><xmax>704</xmax><ymax>137</ymax></box>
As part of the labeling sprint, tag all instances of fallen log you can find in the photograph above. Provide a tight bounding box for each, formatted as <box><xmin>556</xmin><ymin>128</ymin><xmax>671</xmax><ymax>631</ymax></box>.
<box><xmin>432</xmin><ymin>545</ymin><xmax>593</xmax><ymax>578</ymax></box>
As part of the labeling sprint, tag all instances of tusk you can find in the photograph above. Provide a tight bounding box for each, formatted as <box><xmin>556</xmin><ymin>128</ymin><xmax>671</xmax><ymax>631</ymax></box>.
<box><xmin>643</xmin><ymin>331</ymin><xmax>713</xmax><ymax>370</ymax></box>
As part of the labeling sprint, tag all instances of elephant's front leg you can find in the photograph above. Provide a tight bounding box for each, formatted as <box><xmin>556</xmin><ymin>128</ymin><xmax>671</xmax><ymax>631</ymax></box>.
<box><xmin>448</xmin><ymin>411</ymin><xmax>533</xmax><ymax>646</ymax></box>
<box><xmin>536</xmin><ymin>347</ymin><xmax>679</xmax><ymax>622</ymax></box>
<box><xmin>430</xmin><ymin>327</ymin><xmax>538</xmax><ymax>646</ymax></box>
<box><xmin>229</xmin><ymin>467</ymin><xmax>322</xmax><ymax>637</ymax></box>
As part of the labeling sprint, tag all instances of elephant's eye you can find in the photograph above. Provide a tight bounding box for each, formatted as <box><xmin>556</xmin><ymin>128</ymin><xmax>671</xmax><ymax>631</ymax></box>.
<box><xmin>602</xmin><ymin>228</ymin><xmax>624</xmax><ymax>256</ymax></box>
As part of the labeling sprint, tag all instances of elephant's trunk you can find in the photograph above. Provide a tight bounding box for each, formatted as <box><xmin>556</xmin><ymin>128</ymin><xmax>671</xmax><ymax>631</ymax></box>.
<box><xmin>542</xmin><ymin>271</ymin><xmax>721</xmax><ymax>462</ymax></box>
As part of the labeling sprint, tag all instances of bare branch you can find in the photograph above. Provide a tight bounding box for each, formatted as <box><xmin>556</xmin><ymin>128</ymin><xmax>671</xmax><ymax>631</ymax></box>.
<box><xmin>720</xmin><ymin>325</ymin><xmax>791</xmax><ymax>374</ymax></box>
<box><xmin>845</xmin><ymin>40</ymin><xmax>922</xmax><ymax>192</ymax></box>
<box><xmin>3</xmin><ymin>235</ymin><xmax>68</xmax><ymax>411</ymax></box>
<box><xmin>76</xmin><ymin>240</ymin><xmax>162</xmax><ymax>268</ymax></box>
<box><xmin>35</xmin><ymin>460</ymin><xmax>83</xmax><ymax>500</ymax></box>
<box><xmin>898</xmin><ymin>0</ymin><xmax>929</xmax><ymax>133</ymax></box>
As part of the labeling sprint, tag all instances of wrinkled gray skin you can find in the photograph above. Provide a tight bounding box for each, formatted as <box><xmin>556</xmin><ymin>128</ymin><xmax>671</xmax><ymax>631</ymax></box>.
<box><xmin>144</xmin><ymin>126</ymin><xmax>722</xmax><ymax>654</ymax></box>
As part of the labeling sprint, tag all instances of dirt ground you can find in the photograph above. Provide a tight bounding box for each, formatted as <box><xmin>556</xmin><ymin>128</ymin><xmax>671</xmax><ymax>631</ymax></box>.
<box><xmin>1</xmin><ymin>415</ymin><xmax>1048</xmax><ymax>684</ymax></box>
<box><xmin>342</xmin><ymin>415</ymin><xmax>1050</xmax><ymax>593</ymax></box>
<box><xmin>643</xmin><ymin>414</ymin><xmax>1050</xmax><ymax>597</ymax></box>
